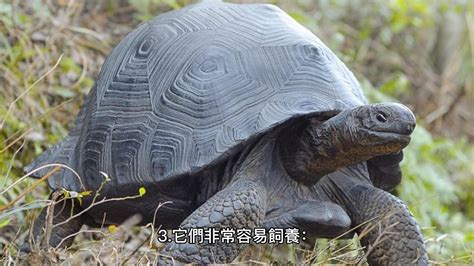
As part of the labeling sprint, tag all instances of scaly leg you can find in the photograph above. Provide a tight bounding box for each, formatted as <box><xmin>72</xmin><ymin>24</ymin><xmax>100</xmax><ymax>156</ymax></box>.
<box><xmin>340</xmin><ymin>183</ymin><xmax>427</xmax><ymax>265</ymax></box>
<box><xmin>160</xmin><ymin>179</ymin><xmax>266</xmax><ymax>264</ymax></box>
<box><xmin>317</xmin><ymin>165</ymin><xmax>427</xmax><ymax>265</ymax></box>
<box><xmin>262</xmin><ymin>200</ymin><xmax>351</xmax><ymax>238</ymax></box>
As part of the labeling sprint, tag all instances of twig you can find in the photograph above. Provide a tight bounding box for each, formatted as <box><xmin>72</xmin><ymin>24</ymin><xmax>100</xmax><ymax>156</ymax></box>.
<box><xmin>0</xmin><ymin>166</ymin><xmax>61</xmax><ymax>212</ymax></box>
<box><xmin>2</xmin><ymin>97</ymin><xmax>74</xmax><ymax>151</ymax></box>
<box><xmin>0</xmin><ymin>54</ymin><xmax>64</xmax><ymax>130</ymax></box>
<box><xmin>42</xmin><ymin>190</ymin><xmax>61</xmax><ymax>249</ymax></box>
<box><xmin>1</xmin><ymin>163</ymin><xmax>84</xmax><ymax>196</ymax></box>
<box><xmin>307</xmin><ymin>216</ymin><xmax>377</xmax><ymax>262</ymax></box>
<box><xmin>120</xmin><ymin>233</ymin><xmax>150</xmax><ymax>266</ymax></box>
<box><xmin>55</xmin><ymin>229</ymin><xmax>107</xmax><ymax>250</ymax></box>
<box><xmin>0</xmin><ymin>129</ymin><xmax>31</xmax><ymax>154</ymax></box>
<box><xmin>0</xmin><ymin>137</ymin><xmax>25</xmax><ymax>189</ymax></box>
<box><xmin>52</xmin><ymin>194</ymin><xmax>144</xmax><ymax>229</ymax></box>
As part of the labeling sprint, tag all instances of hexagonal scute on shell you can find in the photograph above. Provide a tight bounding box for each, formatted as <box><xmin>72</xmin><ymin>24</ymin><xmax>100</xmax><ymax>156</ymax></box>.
<box><xmin>25</xmin><ymin>2</ymin><xmax>366</xmax><ymax>191</ymax></box>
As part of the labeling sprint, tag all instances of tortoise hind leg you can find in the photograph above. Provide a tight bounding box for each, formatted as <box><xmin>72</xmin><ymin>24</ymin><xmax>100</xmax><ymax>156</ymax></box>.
<box><xmin>22</xmin><ymin>192</ymin><xmax>83</xmax><ymax>252</ymax></box>
<box><xmin>160</xmin><ymin>179</ymin><xmax>266</xmax><ymax>264</ymax></box>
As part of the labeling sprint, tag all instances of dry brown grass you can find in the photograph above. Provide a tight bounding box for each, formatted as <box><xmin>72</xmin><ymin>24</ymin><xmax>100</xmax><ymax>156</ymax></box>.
<box><xmin>1</xmin><ymin>0</ymin><xmax>472</xmax><ymax>264</ymax></box>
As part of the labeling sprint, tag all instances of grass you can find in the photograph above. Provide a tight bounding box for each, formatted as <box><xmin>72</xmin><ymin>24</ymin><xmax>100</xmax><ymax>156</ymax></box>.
<box><xmin>1</xmin><ymin>0</ymin><xmax>473</xmax><ymax>264</ymax></box>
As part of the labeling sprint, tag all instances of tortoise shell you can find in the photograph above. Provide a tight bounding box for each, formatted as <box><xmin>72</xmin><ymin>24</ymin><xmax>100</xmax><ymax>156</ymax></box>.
<box><xmin>26</xmin><ymin>2</ymin><xmax>366</xmax><ymax>192</ymax></box>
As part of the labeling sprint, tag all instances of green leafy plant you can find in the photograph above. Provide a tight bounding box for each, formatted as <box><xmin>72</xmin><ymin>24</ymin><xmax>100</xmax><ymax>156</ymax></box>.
<box><xmin>1</xmin><ymin>0</ymin><xmax>472</xmax><ymax>264</ymax></box>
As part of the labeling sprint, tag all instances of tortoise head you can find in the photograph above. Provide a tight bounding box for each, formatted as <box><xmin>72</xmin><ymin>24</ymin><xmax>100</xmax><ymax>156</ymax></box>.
<box><xmin>344</xmin><ymin>103</ymin><xmax>416</xmax><ymax>154</ymax></box>
<box><xmin>279</xmin><ymin>102</ymin><xmax>416</xmax><ymax>186</ymax></box>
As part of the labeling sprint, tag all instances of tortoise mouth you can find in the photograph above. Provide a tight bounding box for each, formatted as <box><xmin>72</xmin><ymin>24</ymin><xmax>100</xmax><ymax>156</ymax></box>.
<box><xmin>360</xmin><ymin>128</ymin><xmax>411</xmax><ymax>145</ymax></box>
<box><xmin>368</xmin><ymin>127</ymin><xmax>413</xmax><ymax>137</ymax></box>
<box><xmin>379</xmin><ymin>131</ymin><xmax>411</xmax><ymax>142</ymax></box>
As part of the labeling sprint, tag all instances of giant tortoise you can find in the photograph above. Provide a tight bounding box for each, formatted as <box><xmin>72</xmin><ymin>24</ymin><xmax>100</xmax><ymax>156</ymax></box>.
<box><xmin>25</xmin><ymin>2</ymin><xmax>427</xmax><ymax>264</ymax></box>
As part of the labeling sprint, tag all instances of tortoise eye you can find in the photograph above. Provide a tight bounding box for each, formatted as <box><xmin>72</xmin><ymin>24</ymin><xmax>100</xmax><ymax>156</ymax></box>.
<box><xmin>376</xmin><ymin>113</ymin><xmax>388</xmax><ymax>123</ymax></box>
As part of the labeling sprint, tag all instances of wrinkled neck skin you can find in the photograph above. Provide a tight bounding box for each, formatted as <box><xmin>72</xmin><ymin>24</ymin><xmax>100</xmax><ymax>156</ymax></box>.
<box><xmin>197</xmin><ymin>131</ymin><xmax>380</xmax><ymax>221</ymax></box>
<box><xmin>199</xmin><ymin>107</ymin><xmax>409</xmax><ymax>205</ymax></box>
<box><xmin>279</xmin><ymin>110</ymin><xmax>406</xmax><ymax>186</ymax></box>
<box><xmin>220</xmin><ymin>135</ymin><xmax>320</xmax><ymax>213</ymax></box>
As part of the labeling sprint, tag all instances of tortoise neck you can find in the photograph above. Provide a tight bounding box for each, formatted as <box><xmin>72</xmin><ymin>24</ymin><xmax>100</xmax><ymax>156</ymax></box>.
<box><xmin>278</xmin><ymin>112</ymin><xmax>361</xmax><ymax>186</ymax></box>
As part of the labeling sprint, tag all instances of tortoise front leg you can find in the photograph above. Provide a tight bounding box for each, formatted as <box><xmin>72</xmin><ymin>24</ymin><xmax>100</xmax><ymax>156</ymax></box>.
<box><xmin>328</xmin><ymin>179</ymin><xmax>428</xmax><ymax>265</ymax></box>
<box><xmin>350</xmin><ymin>185</ymin><xmax>427</xmax><ymax>265</ymax></box>
<box><xmin>263</xmin><ymin>200</ymin><xmax>351</xmax><ymax>238</ymax></box>
<box><xmin>160</xmin><ymin>179</ymin><xmax>266</xmax><ymax>264</ymax></box>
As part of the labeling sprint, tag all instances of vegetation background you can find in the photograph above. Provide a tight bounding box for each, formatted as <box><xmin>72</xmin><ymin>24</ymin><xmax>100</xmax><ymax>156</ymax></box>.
<box><xmin>1</xmin><ymin>0</ymin><xmax>473</xmax><ymax>264</ymax></box>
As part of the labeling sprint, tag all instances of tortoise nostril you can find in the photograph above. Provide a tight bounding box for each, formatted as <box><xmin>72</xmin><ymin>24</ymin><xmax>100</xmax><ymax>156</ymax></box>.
<box><xmin>376</xmin><ymin>113</ymin><xmax>387</xmax><ymax>123</ymax></box>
